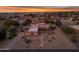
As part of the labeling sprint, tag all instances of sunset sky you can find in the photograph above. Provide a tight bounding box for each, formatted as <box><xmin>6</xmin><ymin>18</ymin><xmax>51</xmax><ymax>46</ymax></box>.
<box><xmin>0</xmin><ymin>6</ymin><xmax>78</xmax><ymax>12</ymax></box>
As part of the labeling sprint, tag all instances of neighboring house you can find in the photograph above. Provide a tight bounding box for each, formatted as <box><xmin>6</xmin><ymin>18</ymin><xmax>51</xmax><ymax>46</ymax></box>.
<box><xmin>60</xmin><ymin>20</ymin><xmax>76</xmax><ymax>25</ymax></box>
<box><xmin>26</xmin><ymin>24</ymin><xmax>38</xmax><ymax>36</ymax></box>
<box><xmin>38</xmin><ymin>22</ymin><xmax>50</xmax><ymax>30</ymax></box>
<box><xmin>26</xmin><ymin>22</ymin><xmax>50</xmax><ymax>37</ymax></box>
<box><xmin>26</xmin><ymin>17</ymin><xmax>50</xmax><ymax>37</ymax></box>
<box><xmin>32</xmin><ymin>18</ymin><xmax>39</xmax><ymax>24</ymax></box>
<box><xmin>69</xmin><ymin>25</ymin><xmax>79</xmax><ymax>43</ymax></box>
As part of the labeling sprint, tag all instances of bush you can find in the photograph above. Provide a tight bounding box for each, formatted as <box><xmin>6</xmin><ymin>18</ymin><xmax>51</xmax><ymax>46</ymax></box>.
<box><xmin>0</xmin><ymin>28</ymin><xmax>7</xmax><ymax>41</ymax></box>
<box><xmin>7</xmin><ymin>26</ymin><xmax>17</xmax><ymax>39</ymax></box>
<box><xmin>23</xmin><ymin>38</ymin><xmax>31</xmax><ymax>42</ymax></box>
<box><xmin>49</xmin><ymin>25</ymin><xmax>56</xmax><ymax>30</ymax></box>
<box><xmin>13</xmin><ymin>21</ymin><xmax>19</xmax><ymax>27</ymax></box>
<box><xmin>62</xmin><ymin>27</ymin><xmax>75</xmax><ymax>34</ymax></box>
<box><xmin>26</xmin><ymin>39</ymin><xmax>32</xmax><ymax>44</ymax></box>
<box><xmin>48</xmin><ymin>40</ymin><xmax>52</xmax><ymax>43</ymax></box>
<box><xmin>45</xmin><ymin>20</ymin><xmax>55</xmax><ymax>24</ymax></box>
<box><xmin>70</xmin><ymin>38</ymin><xmax>77</xmax><ymax>43</ymax></box>
<box><xmin>8</xmin><ymin>35</ymin><xmax>13</xmax><ymax>39</ymax></box>
<box><xmin>55</xmin><ymin>20</ymin><xmax>62</xmax><ymax>26</ymax></box>
<box><xmin>76</xmin><ymin>22</ymin><xmax>79</xmax><ymax>24</ymax></box>
<box><xmin>23</xmin><ymin>19</ymin><xmax>32</xmax><ymax>26</ymax></box>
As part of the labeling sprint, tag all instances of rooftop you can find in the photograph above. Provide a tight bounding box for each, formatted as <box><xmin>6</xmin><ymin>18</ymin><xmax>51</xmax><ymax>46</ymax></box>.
<box><xmin>28</xmin><ymin>24</ymin><xmax>38</xmax><ymax>32</ymax></box>
<box><xmin>28</xmin><ymin>27</ymin><xmax>38</xmax><ymax>32</ymax></box>
<box><xmin>69</xmin><ymin>25</ymin><xmax>79</xmax><ymax>30</ymax></box>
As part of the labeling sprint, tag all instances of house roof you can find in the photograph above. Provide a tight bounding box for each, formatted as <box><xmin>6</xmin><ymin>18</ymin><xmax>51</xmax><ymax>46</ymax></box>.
<box><xmin>69</xmin><ymin>25</ymin><xmax>79</xmax><ymax>30</ymax></box>
<box><xmin>28</xmin><ymin>27</ymin><xmax>38</xmax><ymax>32</ymax></box>
<box><xmin>28</xmin><ymin>24</ymin><xmax>38</xmax><ymax>32</ymax></box>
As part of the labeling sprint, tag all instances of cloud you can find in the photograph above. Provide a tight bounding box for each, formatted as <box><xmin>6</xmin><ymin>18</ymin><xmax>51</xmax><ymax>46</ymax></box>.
<box><xmin>0</xmin><ymin>6</ymin><xmax>78</xmax><ymax>12</ymax></box>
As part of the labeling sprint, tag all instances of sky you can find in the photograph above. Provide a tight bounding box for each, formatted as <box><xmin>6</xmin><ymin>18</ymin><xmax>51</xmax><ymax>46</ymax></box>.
<box><xmin>0</xmin><ymin>0</ymin><xmax>79</xmax><ymax>6</ymax></box>
<box><xmin>0</xmin><ymin>6</ymin><xmax>78</xmax><ymax>12</ymax></box>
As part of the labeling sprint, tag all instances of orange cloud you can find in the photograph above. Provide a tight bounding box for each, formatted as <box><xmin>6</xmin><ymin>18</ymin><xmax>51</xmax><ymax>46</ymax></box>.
<box><xmin>0</xmin><ymin>6</ymin><xmax>78</xmax><ymax>12</ymax></box>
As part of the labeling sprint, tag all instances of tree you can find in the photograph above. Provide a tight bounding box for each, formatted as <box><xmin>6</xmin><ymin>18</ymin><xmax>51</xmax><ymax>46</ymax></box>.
<box><xmin>8</xmin><ymin>26</ymin><xmax>17</xmax><ymax>37</ymax></box>
<box><xmin>2</xmin><ymin>19</ymin><xmax>19</xmax><ymax>31</ymax></box>
<box><xmin>13</xmin><ymin>21</ymin><xmax>19</xmax><ymax>27</ymax></box>
<box><xmin>2</xmin><ymin>20</ymin><xmax>14</xmax><ymax>29</ymax></box>
<box><xmin>55</xmin><ymin>20</ymin><xmax>62</xmax><ymax>26</ymax></box>
<box><xmin>9</xmin><ymin>16</ymin><xmax>13</xmax><ymax>19</ymax></box>
<box><xmin>72</xmin><ymin>18</ymin><xmax>75</xmax><ymax>21</ymax></box>
<box><xmin>0</xmin><ymin>27</ymin><xmax>7</xmax><ymax>41</ymax></box>
<box><xmin>62</xmin><ymin>27</ymin><xmax>75</xmax><ymax>34</ymax></box>
<box><xmin>26</xmin><ymin>39</ymin><xmax>32</xmax><ymax>44</ymax></box>
<box><xmin>72</xmin><ymin>17</ymin><xmax>79</xmax><ymax>24</ymax></box>
<box><xmin>70</xmin><ymin>38</ymin><xmax>77</xmax><ymax>43</ymax></box>
<box><xmin>23</xmin><ymin>19</ymin><xmax>32</xmax><ymax>26</ymax></box>
<box><xmin>0</xmin><ymin>16</ymin><xmax>6</xmax><ymax>22</ymax></box>
<box><xmin>24</xmin><ymin>38</ymin><xmax>32</xmax><ymax>48</ymax></box>
<box><xmin>49</xmin><ymin>25</ymin><xmax>56</xmax><ymax>30</ymax></box>
<box><xmin>44</xmin><ymin>18</ymin><xmax>55</xmax><ymax>24</ymax></box>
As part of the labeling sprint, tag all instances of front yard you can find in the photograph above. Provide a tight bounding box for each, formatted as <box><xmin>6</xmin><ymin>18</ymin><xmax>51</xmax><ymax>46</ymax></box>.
<box><xmin>60</xmin><ymin>26</ymin><xmax>77</xmax><ymax>43</ymax></box>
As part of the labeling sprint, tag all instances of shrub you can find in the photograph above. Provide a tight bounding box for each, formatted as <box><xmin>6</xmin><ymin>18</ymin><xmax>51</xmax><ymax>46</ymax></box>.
<box><xmin>45</xmin><ymin>20</ymin><xmax>55</xmax><ymax>24</ymax></box>
<box><xmin>55</xmin><ymin>20</ymin><xmax>62</xmax><ymax>26</ymax></box>
<box><xmin>23</xmin><ymin>19</ymin><xmax>32</xmax><ymax>26</ymax></box>
<box><xmin>48</xmin><ymin>40</ymin><xmax>52</xmax><ymax>43</ymax></box>
<box><xmin>70</xmin><ymin>38</ymin><xmax>77</xmax><ymax>43</ymax></box>
<box><xmin>0</xmin><ymin>28</ymin><xmax>7</xmax><ymax>41</ymax></box>
<box><xmin>24</xmin><ymin>39</ymin><xmax>32</xmax><ymax>44</ymax></box>
<box><xmin>26</xmin><ymin>39</ymin><xmax>32</xmax><ymax>44</ymax></box>
<box><xmin>62</xmin><ymin>27</ymin><xmax>75</xmax><ymax>34</ymax></box>
<box><xmin>7</xmin><ymin>26</ymin><xmax>17</xmax><ymax>39</ymax></box>
<box><xmin>49</xmin><ymin>25</ymin><xmax>56</xmax><ymax>30</ymax></box>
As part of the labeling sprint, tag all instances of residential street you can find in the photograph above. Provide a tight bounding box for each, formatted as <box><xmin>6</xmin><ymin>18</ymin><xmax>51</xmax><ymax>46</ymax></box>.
<box><xmin>0</xmin><ymin>26</ymin><xmax>76</xmax><ymax>49</ymax></box>
<box><xmin>0</xmin><ymin>32</ymin><xmax>26</xmax><ymax>49</ymax></box>
<box><xmin>43</xmin><ymin>26</ymin><xmax>76</xmax><ymax>49</ymax></box>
